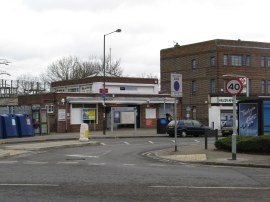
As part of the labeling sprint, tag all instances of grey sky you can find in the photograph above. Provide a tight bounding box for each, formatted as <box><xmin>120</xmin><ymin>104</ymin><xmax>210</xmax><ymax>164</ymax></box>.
<box><xmin>0</xmin><ymin>0</ymin><xmax>269</xmax><ymax>80</ymax></box>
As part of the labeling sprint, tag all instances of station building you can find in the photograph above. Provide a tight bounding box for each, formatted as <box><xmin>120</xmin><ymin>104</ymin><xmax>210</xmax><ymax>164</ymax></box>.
<box><xmin>18</xmin><ymin>76</ymin><xmax>178</xmax><ymax>133</ymax></box>
<box><xmin>160</xmin><ymin>39</ymin><xmax>270</xmax><ymax>129</ymax></box>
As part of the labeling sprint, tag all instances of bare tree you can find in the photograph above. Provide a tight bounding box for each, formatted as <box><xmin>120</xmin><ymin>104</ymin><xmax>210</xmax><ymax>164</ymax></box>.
<box><xmin>16</xmin><ymin>74</ymin><xmax>49</xmax><ymax>95</ymax></box>
<box><xmin>41</xmin><ymin>55</ymin><xmax>123</xmax><ymax>83</ymax></box>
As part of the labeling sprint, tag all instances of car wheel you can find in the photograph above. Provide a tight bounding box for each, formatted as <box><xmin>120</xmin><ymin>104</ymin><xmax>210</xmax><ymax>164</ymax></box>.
<box><xmin>181</xmin><ymin>131</ymin><xmax>187</xmax><ymax>137</ymax></box>
<box><xmin>169</xmin><ymin>133</ymin><xmax>174</xmax><ymax>137</ymax></box>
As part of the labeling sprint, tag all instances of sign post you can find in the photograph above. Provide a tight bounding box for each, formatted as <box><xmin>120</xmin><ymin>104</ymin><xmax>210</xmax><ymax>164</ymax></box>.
<box><xmin>171</xmin><ymin>73</ymin><xmax>182</xmax><ymax>152</ymax></box>
<box><xmin>225</xmin><ymin>78</ymin><xmax>243</xmax><ymax>160</ymax></box>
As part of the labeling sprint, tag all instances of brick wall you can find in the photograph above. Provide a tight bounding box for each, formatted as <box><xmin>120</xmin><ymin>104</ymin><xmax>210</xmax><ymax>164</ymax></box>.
<box><xmin>160</xmin><ymin>39</ymin><xmax>270</xmax><ymax>124</ymax></box>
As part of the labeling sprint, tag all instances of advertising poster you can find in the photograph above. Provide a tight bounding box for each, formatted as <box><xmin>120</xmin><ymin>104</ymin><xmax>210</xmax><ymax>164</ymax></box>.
<box><xmin>82</xmin><ymin>108</ymin><xmax>96</xmax><ymax>121</ymax></box>
<box><xmin>239</xmin><ymin>103</ymin><xmax>258</xmax><ymax>136</ymax></box>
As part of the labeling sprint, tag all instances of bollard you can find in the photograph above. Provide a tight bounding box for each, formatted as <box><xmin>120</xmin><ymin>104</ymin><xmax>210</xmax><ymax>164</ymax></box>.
<box><xmin>79</xmin><ymin>123</ymin><xmax>89</xmax><ymax>142</ymax></box>
<box><xmin>204</xmin><ymin>130</ymin><xmax>208</xmax><ymax>150</ymax></box>
<box><xmin>215</xmin><ymin>129</ymin><xmax>218</xmax><ymax>141</ymax></box>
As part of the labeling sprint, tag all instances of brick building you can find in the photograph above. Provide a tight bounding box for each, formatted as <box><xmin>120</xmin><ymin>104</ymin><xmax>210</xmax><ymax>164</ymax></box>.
<box><xmin>18</xmin><ymin>76</ymin><xmax>176</xmax><ymax>133</ymax></box>
<box><xmin>160</xmin><ymin>39</ymin><xmax>270</xmax><ymax>129</ymax></box>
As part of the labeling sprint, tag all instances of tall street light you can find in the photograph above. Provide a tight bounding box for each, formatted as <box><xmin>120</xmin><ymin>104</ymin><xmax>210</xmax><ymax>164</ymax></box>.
<box><xmin>103</xmin><ymin>29</ymin><xmax>121</xmax><ymax>135</ymax></box>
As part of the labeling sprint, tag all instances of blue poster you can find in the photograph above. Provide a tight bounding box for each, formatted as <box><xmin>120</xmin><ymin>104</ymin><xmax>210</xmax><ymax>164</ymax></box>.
<box><xmin>239</xmin><ymin>103</ymin><xmax>258</xmax><ymax>136</ymax></box>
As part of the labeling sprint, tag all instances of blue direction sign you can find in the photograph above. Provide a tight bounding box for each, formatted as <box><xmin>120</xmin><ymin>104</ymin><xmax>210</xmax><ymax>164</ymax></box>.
<box><xmin>102</xmin><ymin>92</ymin><xmax>106</xmax><ymax>98</ymax></box>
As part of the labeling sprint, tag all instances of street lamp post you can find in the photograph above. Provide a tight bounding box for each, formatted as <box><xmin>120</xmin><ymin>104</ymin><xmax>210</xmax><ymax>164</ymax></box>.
<box><xmin>103</xmin><ymin>29</ymin><xmax>121</xmax><ymax>135</ymax></box>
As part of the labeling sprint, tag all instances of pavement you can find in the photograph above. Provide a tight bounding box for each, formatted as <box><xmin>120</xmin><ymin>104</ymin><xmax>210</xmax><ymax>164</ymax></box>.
<box><xmin>0</xmin><ymin>128</ymin><xmax>270</xmax><ymax>168</ymax></box>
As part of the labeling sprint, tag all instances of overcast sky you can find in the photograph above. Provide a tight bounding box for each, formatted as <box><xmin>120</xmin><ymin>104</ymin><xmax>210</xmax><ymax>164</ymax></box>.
<box><xmin>1</xmin><ymin>0</ymin><xmax>270</xmax><ymax>80</ymax></box>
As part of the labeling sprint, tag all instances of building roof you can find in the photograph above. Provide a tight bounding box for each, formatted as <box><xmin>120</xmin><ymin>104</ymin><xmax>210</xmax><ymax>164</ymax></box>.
<box><xmin>161</xmin><ymin>39</ymin><xmax>270</xmax><ymax>59</ymax></box>
<box><xmin>51</xmin><ymin>76</ymin><xmax>158</xmax><ymax>87</ymax></box>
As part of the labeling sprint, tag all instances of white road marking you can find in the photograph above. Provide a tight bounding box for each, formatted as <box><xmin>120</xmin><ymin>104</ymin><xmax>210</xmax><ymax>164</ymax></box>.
<box><xmin>148</xmin><ymin>141</ymin><xmax>154</xmax><ymax>144</ymax></box>
<box><xmin>149</xmin><ymin>186</ymin><xmax>270</xmax><ymax>190</ymax></box>
<box><xmin>23</xmin><ymin>161</ymin><xmax>48</xmax><ymax>165</ymax></box>
<box><xmin>171</xmin><ymin>140</ymin><xmax>175</xmax><ymax>143</ymax></box>
<box><xmin>123</xmin><ymin>142</ymin><xmax>130</xmax><ymax>145</ymax></box>
<box><xmin>0</xmin><ymin>184</ymin><xmax>58</xmax><ymax>187</ymax></box>
<box><xmin>88</xmin><ymin>163</ymin><xmax>106</xmax><ymax>166</ymax></box>
<box><xmin>56</xmin><ymin>162</ymin><xmax>79</xmax><ymax>164</ymax></box>
<box><xmin>0</xmin><ymin>161</ymin><xmax>18</xmax><ymax>164</ymax></box>
<box><xmin>147</xmin><ymin>164</ymin><xmax>166</xmax><ymax>167</ymax></box>
<box><xmin>66</xmin><ymin>154</ymin><xmax>98</xmax><ymax>158</ymax></box>
<box><xmin>123</xmin><ymin>164</ymin><xmax>135</xmax><ymax>166</ymax></box>
<box><xmin>194</xmin><ymin>139</ymin><xmax>200</xmax><ymax>143</ymax></box>
<box><xmin>100</xmin><ymin>142</ymin><xmax>106</xmax><ymax>146</ymax></box>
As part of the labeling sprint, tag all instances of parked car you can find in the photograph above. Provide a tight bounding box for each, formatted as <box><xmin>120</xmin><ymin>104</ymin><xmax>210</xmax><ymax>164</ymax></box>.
<box><xmin>221</xmin><ymin>119</ymin><xmax>233</xmax><ymax>137</ymax></box>
<box><xmin>166</xmin><ymin>119</ymin><xmax>211</xmax><ymax>137</ymax></box>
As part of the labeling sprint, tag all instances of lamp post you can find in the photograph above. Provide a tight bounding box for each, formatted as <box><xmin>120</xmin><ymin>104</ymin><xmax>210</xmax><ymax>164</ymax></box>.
<box><xmin>103</xmin><ymin>29</ymin><xmax>121</xmax><ymax>135</ymax></box>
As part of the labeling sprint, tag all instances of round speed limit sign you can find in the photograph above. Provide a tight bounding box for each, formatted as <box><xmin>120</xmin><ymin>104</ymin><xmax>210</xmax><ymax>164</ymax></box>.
<box><xmin>225</xmin><ymin>78</ymin><xmax>243</xmax><ymax>95</ymax></box>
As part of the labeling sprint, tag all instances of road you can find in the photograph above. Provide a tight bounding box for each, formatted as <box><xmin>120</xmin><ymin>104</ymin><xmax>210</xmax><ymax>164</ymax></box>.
<box><xmin>0</xmin><ymin>137</ymin><xmax>270</xmax><ymax>202</ymax></box>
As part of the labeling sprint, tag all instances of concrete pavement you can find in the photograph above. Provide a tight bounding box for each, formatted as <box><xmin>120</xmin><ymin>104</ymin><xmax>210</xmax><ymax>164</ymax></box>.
<box><xmin>0</xmin><ymin>128</ymin><xmax>270</xmax><ymax>168</ymax></box>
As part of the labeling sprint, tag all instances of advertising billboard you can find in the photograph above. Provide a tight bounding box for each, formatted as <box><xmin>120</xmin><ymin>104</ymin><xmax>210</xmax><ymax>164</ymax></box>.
<box><xmin>82</xmin><ymin>108</ymin><xmax>96</xmax><ymax>121</ymax></box>
<box><xmin>239</xmin><ymin>103</ymin><xmax>258</xmax><ymax>136</ymax></box>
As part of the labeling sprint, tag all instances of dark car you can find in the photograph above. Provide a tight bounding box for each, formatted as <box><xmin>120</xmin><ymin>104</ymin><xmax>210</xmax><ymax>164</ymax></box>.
<box><xmin>166</xmin><ymin>119</ymin><xmax>211</xmax><ymax>137</ymax></box>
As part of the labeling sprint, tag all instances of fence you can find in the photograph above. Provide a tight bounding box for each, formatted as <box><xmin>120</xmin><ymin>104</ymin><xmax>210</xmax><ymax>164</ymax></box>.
<box><xmin>0</xmin><ymin>106</ymin><xmax>32</xmax><ymax>115</ymax></box>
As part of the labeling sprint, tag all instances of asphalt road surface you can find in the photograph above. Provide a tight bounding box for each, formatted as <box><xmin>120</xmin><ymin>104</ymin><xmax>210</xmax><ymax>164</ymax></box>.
<box><xmin>0</xmin><ymin>137</ymin><xmax>270</xmax><ymax>202</ymax></box>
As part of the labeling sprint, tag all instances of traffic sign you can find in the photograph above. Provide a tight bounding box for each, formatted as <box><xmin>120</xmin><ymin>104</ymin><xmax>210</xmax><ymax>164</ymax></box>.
<box><xmin>225</xmin><ymin>78</ymin><xmax>243</xmax><ymax>95</ymax></box>
<box><xmin>171</xmin><ymin>73</ymin><xmax>182</xmax><ymax>97</ymax></box>
<box><xmin>99</xmin><ymin>88</ymin><xmax>108</xmax><ymax>94</ymax></box>
<box><xmin>101</xmin><ymin>92</ymin><xmax>106</xmax><ymax>98</ymax></box>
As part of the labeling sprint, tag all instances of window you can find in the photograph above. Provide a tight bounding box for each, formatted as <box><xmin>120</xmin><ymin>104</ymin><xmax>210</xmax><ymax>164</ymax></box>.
<box><xmin>192</xmin><ymin>80</ymin><xmax>196</xmax><ymax>95</ymax></box>
<box><xmin>223</xmin><ymin>54</ymin><xmax>229</xmax><ymax>66</ymax></box>
<box><xmin>248</xmin><ymin>79</ymin><xmax>252</xmax><ymax>95</ymax></box>
<box><xmin>210</xmin><ymin>57</ymin><xmax>215</xmax><ymax>67</ymax></box>
<box><xmin>261</xmin><ymin>56</ymin><xmax>265</xmax><ymax>67</ymax></box>
<box><xmin>246</xmin><ymin>55</ymin><xmax>251</xmax><ymax>66</ymax></box>
<box><xmin>80</xmin><ymin>85</ymin><xmax>92</xmax><ymax>93</ymax></box>
<box><xmin>267</xmin><ymin>57</ymin><xmax>270</xmax><ymax>67</ymax></box>
<box><xmin>262</xmin><ymin>80</ymin><xmax>266</xmax><ymax>94</ymax></box>
<box><xmin>210</xmin><ymin>79</ymin><xmax>216</xmax><ymax>94</ymax></box>
<box><xmin>67</xmin><ymin>86</ymin><xmax>79</xmax><ymax>92</ymax></box>
<box><xmin>45</xmin><ymin>105</ymin><xmax>54</xmax><ymax>113</ymax></box>
<box><xmin>192</xmin><ymin>59</ymin><xmax>197</xmax><ymax>69</ymax></box>
<box><xmin>231</xmin><ymin>55</ymin><xmax>242</xmax><ymax>66</ymax></box>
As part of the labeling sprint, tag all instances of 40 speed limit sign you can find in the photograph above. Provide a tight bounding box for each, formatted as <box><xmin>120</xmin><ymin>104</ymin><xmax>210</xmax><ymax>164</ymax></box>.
<box><xmin>225</xmin><ymin>78</ymin><xmax>243</xmax><ymax>95</ymax></box>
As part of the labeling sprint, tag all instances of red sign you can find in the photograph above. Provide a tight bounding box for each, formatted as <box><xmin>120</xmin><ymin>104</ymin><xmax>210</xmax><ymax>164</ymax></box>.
<box><xmin>99</xmin><ymin>88</ymin><xmax>108</xmax><ymax>93</ymax></box>
<box><xmin>225</xmin><ymin>78</ymin><xmax>243</xmax><ymax>95</ymax></box>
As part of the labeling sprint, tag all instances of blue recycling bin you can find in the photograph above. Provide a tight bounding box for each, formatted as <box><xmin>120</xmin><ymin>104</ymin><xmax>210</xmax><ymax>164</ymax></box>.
<box><xmin>15</xmin><ymin>114</ymin><xmax>34</xmax><ymax>137</ymax></box>
<box><xmin>1</xmin><ymin>114</ymin><xmax>19</xmax><ymax>138</ymax></box>
<box><xmin>0</xmin><ymin>116</ymin><xmax>4</xmax><ymax>139</ymax></box>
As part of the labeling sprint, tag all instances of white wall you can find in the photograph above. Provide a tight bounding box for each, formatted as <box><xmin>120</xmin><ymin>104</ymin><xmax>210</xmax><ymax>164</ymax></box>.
<box><xmin>92</xmin><ymin>82</ymin><xmax>159</xmax><ymax>95</ymax></box>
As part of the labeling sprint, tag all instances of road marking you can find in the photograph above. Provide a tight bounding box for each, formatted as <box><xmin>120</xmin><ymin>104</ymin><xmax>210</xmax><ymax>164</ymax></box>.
<box><xmin>88</xmin><ymin>163</ymin><xmax>106</xmax><ymax>166</ymax></box>
<box><xmin>123</xmin><ymin>164</ymin><xmax>135</xmax><ymax>166</ymax></box>
<box><xmin>148</xmin><ymin>141</ymin><xmax>154</xmax><ymax>144</ymax></box>
<box><xmin>0</xmin><ymin>161</ymin><xmax>18</xmax><ymax>164</ymax></box>
<box><xmin>56</xmin><ymin>162</ymin><xmax>79</xmax><ymax>164</ymax></box>
<box><xmin>67</xmin><ymin>154</ymin><xmax>98</xmax><ymax>158</ymax></box>
<box><xmin>149</xmin><ymin>186</ymin><xmax>270</xmax><ymax>190</ymax></box>
<box><xmin>23</xmin><ymin>161</ymin><xmax>48</xmax><ymax>165</ymax></box>
<box><xmin>147</xmin><ymin>163</ymin><xmax>166</xmax><ymax>167</ymax></box>
<box><xmin>171</xmin><ymin>140</ymin><xmax>175</xmax><ymax>143</ymax></box>
<box><xmin>194</xmin><ymin>139</ymin><xmax>200</xmax><ymax>143</ymax></box>
<box><xmin>0</xmin><ymin>184</ymin><xmax>58</xmax><ymax>187</ymax></box>
<box><xmin>123</xmin><ymin>142</ymin><xmax>130</xmax><ymax>145</ymax></box>
<box><xmin>100</xmin><ymin>142</ymin><xmax>106</xmax><ymax>146</ymax></box>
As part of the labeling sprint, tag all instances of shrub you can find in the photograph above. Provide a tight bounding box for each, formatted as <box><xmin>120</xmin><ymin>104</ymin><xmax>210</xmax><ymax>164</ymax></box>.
<box><xmin>215</xmin><ymin>135</ymin><xmax>270</xmax><ymax>153</ymax></box>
